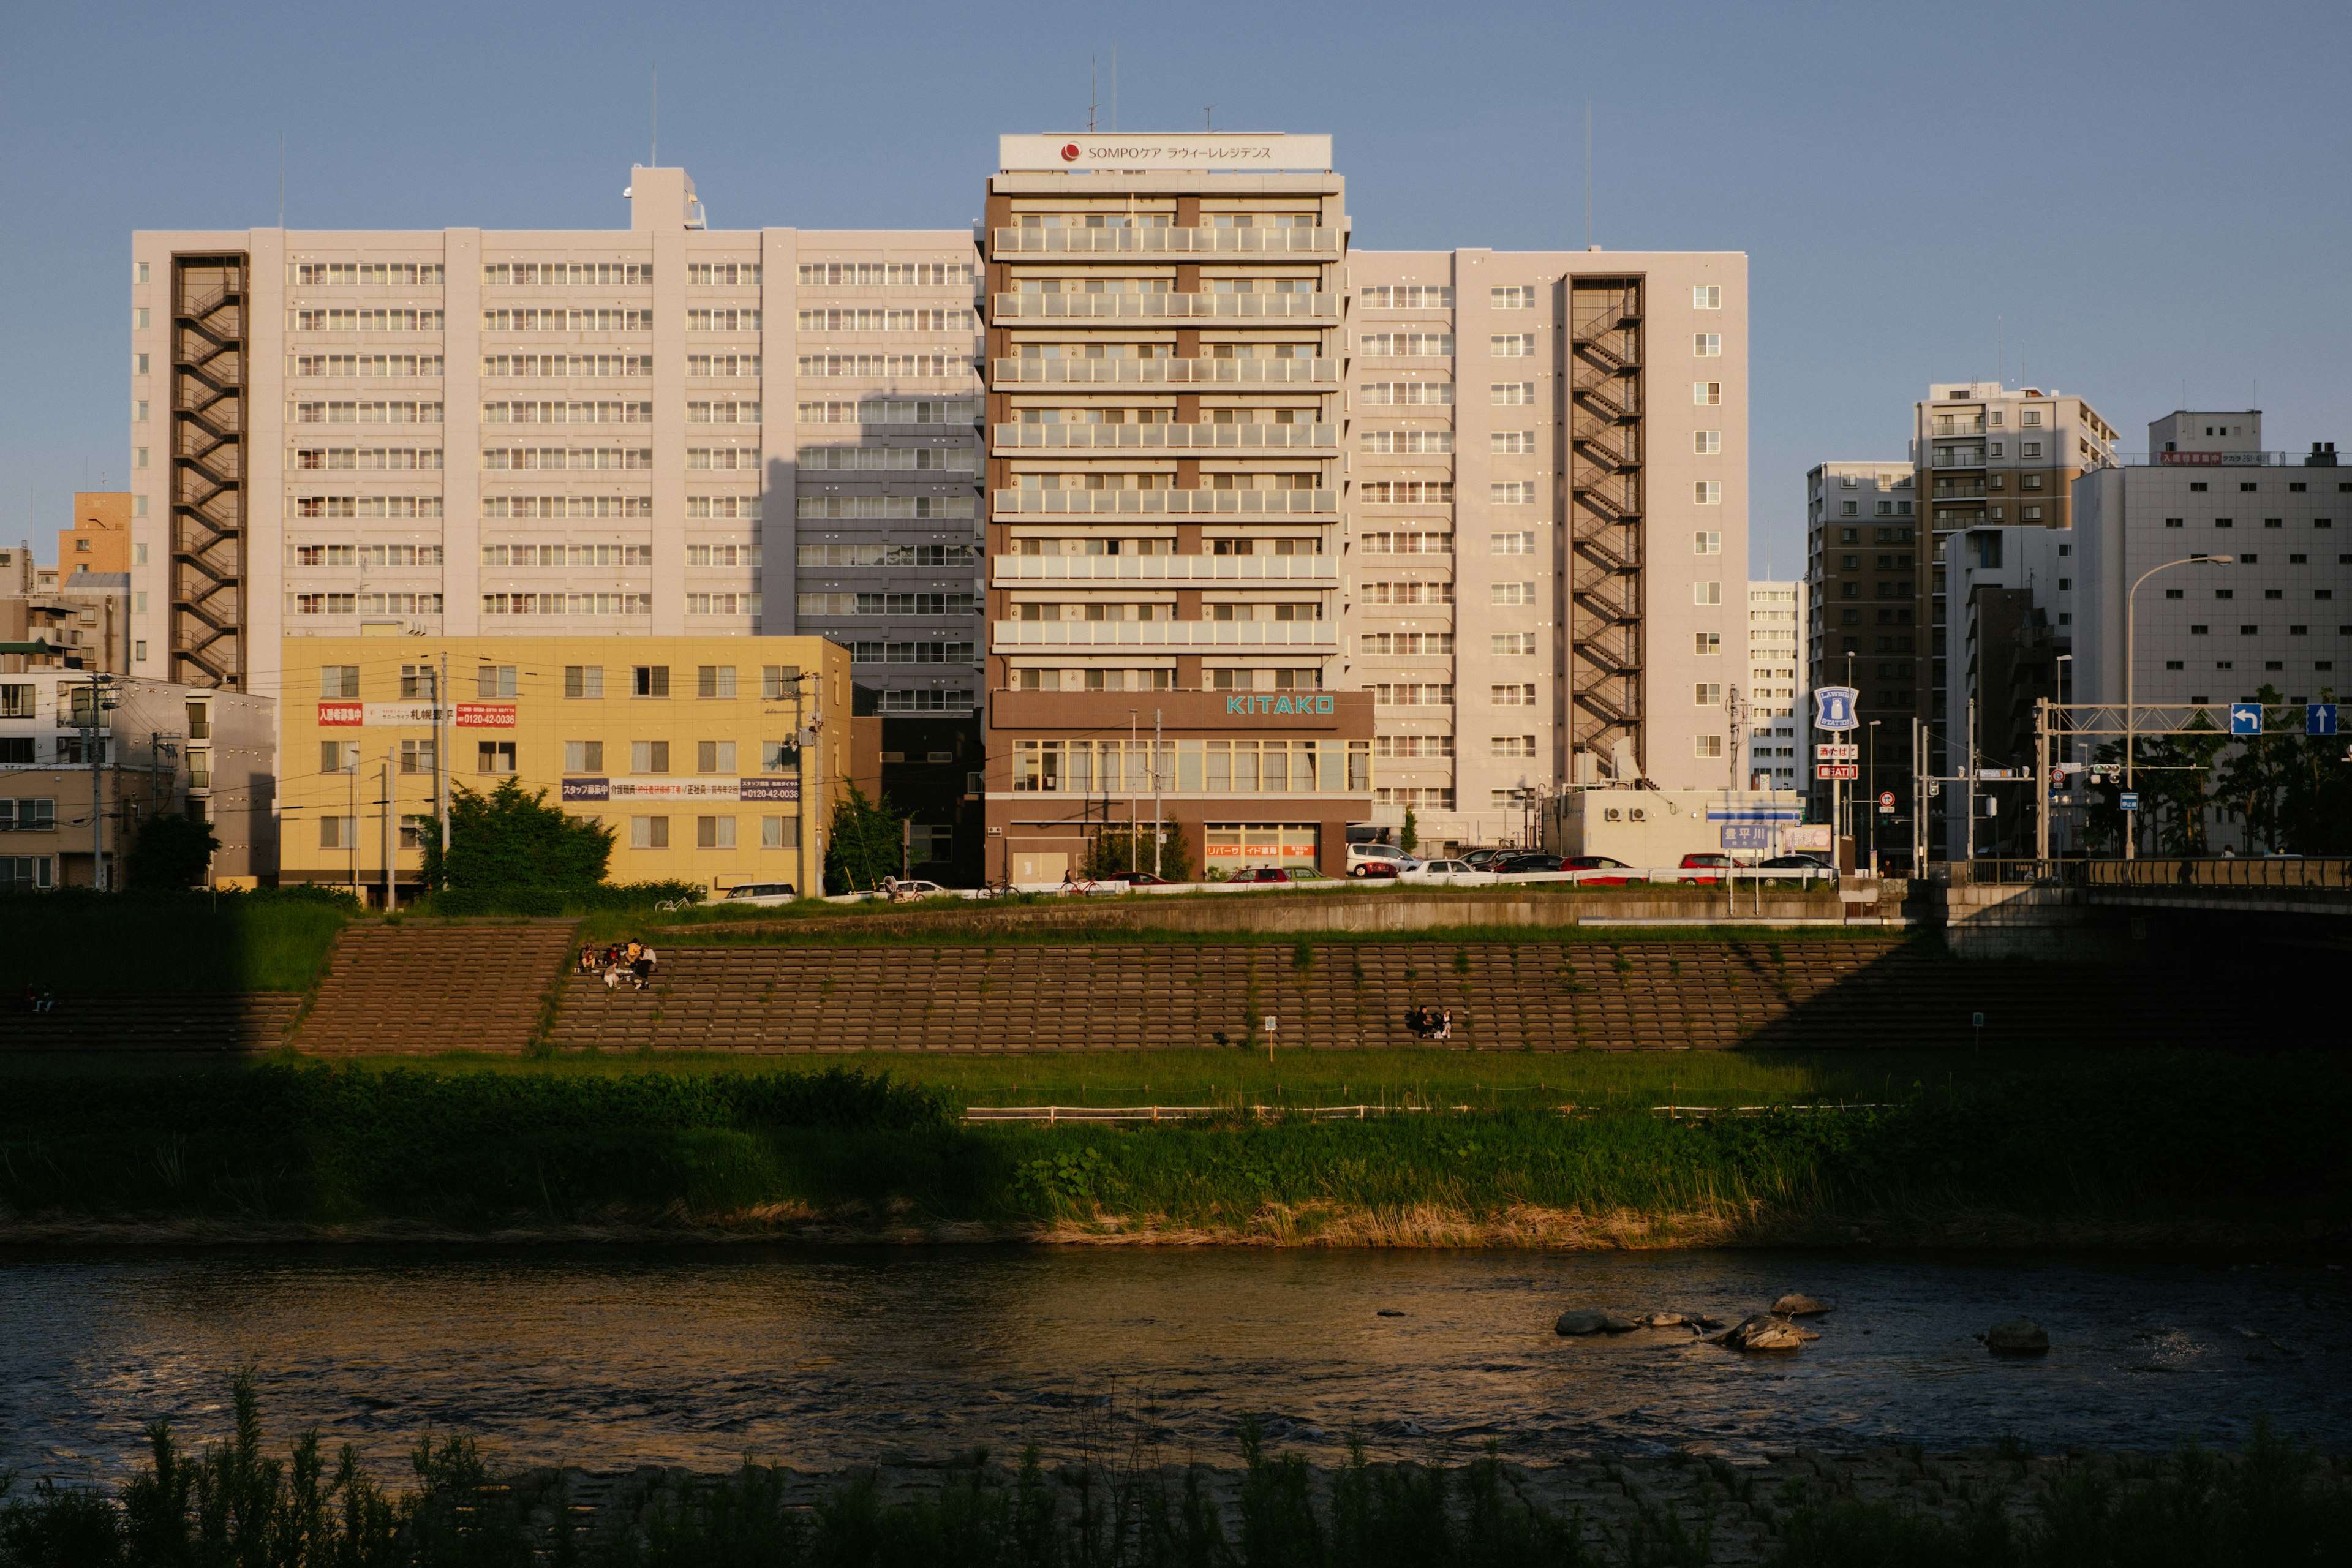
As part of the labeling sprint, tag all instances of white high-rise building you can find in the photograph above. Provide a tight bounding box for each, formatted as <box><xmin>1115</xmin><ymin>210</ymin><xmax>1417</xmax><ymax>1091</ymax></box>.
<box><xmin>1745</xmin><ymin>579</ymin><xmax>1806</xmax><ymax>789</ymax></box>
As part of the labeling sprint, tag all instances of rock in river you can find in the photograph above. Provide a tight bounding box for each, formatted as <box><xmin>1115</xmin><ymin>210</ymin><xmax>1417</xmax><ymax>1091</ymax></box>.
<box><xmin>1772</xmin><ymin>1294</ymin><xmax>1832</xmax><ymax>1317</ymax></box>
<box><xmin>1983</xmin><ymin>1319</ymin><xmax>2050</xmax><ymax>1355</ymax></box>
<box><xmin>1554</xmin><ymin>1310</ymin><xmax>1642</xmax><ymax>1336</ymax></box>
<box><xmin>1715</xmin><ymin>1314</ymin><xmax>1811</xmax><ymax>1352</ymax></box>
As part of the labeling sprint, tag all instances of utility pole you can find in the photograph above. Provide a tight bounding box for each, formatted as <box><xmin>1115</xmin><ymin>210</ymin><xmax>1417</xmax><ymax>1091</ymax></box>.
<box><xmin>2034</xmin><ymin>696</ymin><xmax>2050</xmax><ymax>870</ymax></box>
<box><xmin>1866</xmin><ymin>718</ymin><xmax>1880</xmax><ymax>873</ymax></box>
<box><xmin>382</xmin><ymin>747</ymin><xmax>395</xmax><ymax>911</ymax></box>
<box><xmin>1128</xmin><ymin>707</ymin><xmax>1139</xmax><ymax>872</ymax></box>
<box><xmin>83</xmin><ymin>672</ymin><xmax>113</xmax><ymax>890</ymax></box>
<box><xmin>437</xmin><ymin>650</ymin><xmax>451</xmax><ymax>877</ymax></box>
<box><xmin>1965</xmin><ymin>696</ymin><xmax>1979</xmax><ymax>864</ymax></box>
<box><xmin>1153</xmin><ymin>706</ymin><xmax>1163</xmax><ymax>878</ymax></box>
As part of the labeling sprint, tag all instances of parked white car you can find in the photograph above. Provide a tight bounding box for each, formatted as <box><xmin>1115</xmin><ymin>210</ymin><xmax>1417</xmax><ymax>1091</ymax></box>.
<box><xmin>717</xmin><ymin>881</ymin><xmax>800</xmax><ymax>907</ymax></box>
<box><xmin>1396</xmin><ymin>858</ymin><xmax>1490</xmax><ymax>886</ymax></box>
<box><xmin>1345</xmin><ymin>842</ymin><xmax>1420</xmax><ymax>875</ymax></box>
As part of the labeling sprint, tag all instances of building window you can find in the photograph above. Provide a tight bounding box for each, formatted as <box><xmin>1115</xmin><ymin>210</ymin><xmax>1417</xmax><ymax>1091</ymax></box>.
<box><xmin>319</xmin><ymin>741</ymin><xmax>358</xmax><ymax>774</ymax></box>
<box><xmin>696</xmin><ymin>665</ymin><xmax>738</xmax><ymax>698</ymax></box>
<box><xmin>1693</xmin><ymin>531</ymin><xmax>1721</xmax><ymax>555</ymax></box>
<box><xmin>1491</xmin><ymin>633</ymin><xmax>1536</xmax><ymax>656</ymax></box>
<box><xmin>564</xmin><ymin>741</ymin><xmax>605</xmax><ymax>773</ymax></box>
<box><xmin>1491</xmin><ymin>286</ymin><xmax>1537</xmax><ymax>310</ymax></box>
<box><xmin>1490</xmin><ymin>334</ymin><xmax>1536</xmax><ymax>357</ymax></box>
<box><xmin>631</xmin><ymin>816</ymin><xmax>669</xmax><ymax>849</ymax></box>
<box><xmin>1692</xmin><ymin>285</ymin><xmax>1722</xmax><ymax>309</ymax></box>
<box><xmin>1693</xmin><ymin>381</ymin><xmax>1721</xmax><ymax>405</ymax></box>
<box><xmin>696</xmin><ymin>815</ymin><xmax>736</xmax><ymax>848</ymax></box>
<box><xmin>631</xmin><ymin>740</ymin><xmax>671</xmax><ymax>774</ymax></box>
<box><xmin>1694</xmin><ymin>581</ymin><xmax>1722</xmax><ymax>605</ymax></box>
<box><xmin>1694</xmin><ymin>683</ymin><xmax>1722</xmax><ymax>706</ymax></box>
<box><xmin>399</xmin><ymin>739</ymin><xmax>437</xmax><ymax>774</ymax></box>
<box><xmin>1694</xmin><ymin>735</ymin><xmax>1723</xmax><ymax>758</ymax></box>
<box><xmin>1694</xmin><ymin>430</ymin><xmax>1721</xmax><ymax>454</ymax></box>
<box><xmin>1694</xmin><ymin>632</ymin><xmax>1722</xmax><ymax>655</ymax></box>
<box><xmin>761</xmin><ymin>816</ymin><xmax>801</xmax><ymax>849</ymax></box>
<box><xmin>318</xmin><ymin>816</ymin><xmax>359</xmax><ymax>850</ymax></box>
<box><xmin>696</xmin><ymin>741</ymin><xmax>738</xmax><ymax>774</ymax></box>
<box><xmin>564</xmin><ymin>665</ymin><xmax>605</xmax><ymax>699</ymax></box>
<box><xmin>1692</xmin><ymin>334</ymin><xmax>1721</xmax><ymax>358</ymax></box>
<box><xmin>476</xmin><ymin>741</ymin><xmax>517</xmax><ymax>774</ymax></box>
<box><xmin>1695</xmin><ymin>481</ymin><xmax>1722</xmax><ymax>505</ymax></box>
<box><xmin>320</xmin><ymin>665</ymin><xmax>360</xmax><ymax>699</ymax></box>
<box><xmin>1491</xmin><ymin>382</ymin><xmax>1534</xmax><ymax>405</ymax></box>
<box><xmin>477</xmin><ymin>665</ymin><xmax>518</xmax><ymax>699</ymax></box>
<box><xmin>634</xmin><ymin>665</ymin><xmax>670</xmax><ymax>698</ymax></box>
<box><xmin>1490</xmin><ymin>531</ymin><xmax>1535</xmax><ymax>556</ymax></box>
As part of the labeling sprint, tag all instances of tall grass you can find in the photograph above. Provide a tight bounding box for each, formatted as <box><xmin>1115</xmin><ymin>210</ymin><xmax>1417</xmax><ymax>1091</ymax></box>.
<box><xmin>0</xmin><ymin>1052</ymin><xmax>2341</xmax><ymax>1238</ymax></box>
<box><xmin>2</xmin><ymin>1378</ymin><xmax>2345</xmax><ymax>1567</ymax></box>
<box><xmin>0</xmin><ymin>888</ymin><xmax>352</xmax><ymax>994</ymax></box>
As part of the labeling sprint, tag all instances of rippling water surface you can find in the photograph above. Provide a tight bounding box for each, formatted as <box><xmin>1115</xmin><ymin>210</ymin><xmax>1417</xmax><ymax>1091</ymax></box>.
<box><xmin>2</xmin><ymin>1247</ymin><xmax>2344</xmax><ymax>1482</ymax></box>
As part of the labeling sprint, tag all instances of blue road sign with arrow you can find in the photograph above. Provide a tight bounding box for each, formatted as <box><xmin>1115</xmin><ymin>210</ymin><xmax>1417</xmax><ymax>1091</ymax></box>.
<box><xmin>2310</xmin><ymin>703</ymin><xmax>2340</xmax><ymax>737</ymax></box>
<box><xmin>2230</xmin><ymin>703</ymin><xmax>2263</xmax><ymax>736</ymax></box>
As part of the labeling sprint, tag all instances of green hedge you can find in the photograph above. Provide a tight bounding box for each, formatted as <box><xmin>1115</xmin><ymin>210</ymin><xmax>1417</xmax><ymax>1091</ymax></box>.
<box><xmin>0</xmin><ymin>886</ymin><xmax>353</xmax><ymax>994</ymax></box>
<box><xmin>409</xmin><ymin>881</ymin><xmax>704</xmax><ymax>918</ymax></box>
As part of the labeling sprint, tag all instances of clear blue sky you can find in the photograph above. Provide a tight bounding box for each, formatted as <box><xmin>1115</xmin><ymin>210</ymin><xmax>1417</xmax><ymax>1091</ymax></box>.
<box><xmin>4</xmin><ymin>0</ymin><xmax>2346</xmax><ymax>578</ymax></box>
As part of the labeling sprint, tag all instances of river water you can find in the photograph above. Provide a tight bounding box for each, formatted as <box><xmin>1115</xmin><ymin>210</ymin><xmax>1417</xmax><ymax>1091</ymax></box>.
<box><xmin>2</xmin><ymin>1247</ymin><xmax>2345</xmax><ymax>1483</ymax></box>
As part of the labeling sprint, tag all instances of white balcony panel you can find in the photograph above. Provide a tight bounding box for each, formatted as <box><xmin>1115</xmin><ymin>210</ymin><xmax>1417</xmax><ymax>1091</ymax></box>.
<box><xmin>993</xmin><ymin>554</ymin><xmax>1338</xmax><ymax>583</ymax></box>
<box><xmin>992</xmin><ymin>620</ymin><xmax>1338</xmax><ymax>649</ymax></box>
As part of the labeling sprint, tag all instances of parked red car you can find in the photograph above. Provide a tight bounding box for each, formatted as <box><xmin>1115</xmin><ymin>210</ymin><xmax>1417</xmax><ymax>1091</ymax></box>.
<box><xmin>1561</xmin><ymin>855</ymin><xmax>1637</xmax><ymax>886</ymax></box>
<box><xmin>1346</xmin><ymin>860</ymin><xmax>1401</xmax><ymax>880</ymax></box>
<box><xmin>1234</xmin><ymin>867</ymin><xmax>1295</xmax><ymax>884</ymax></box>
<box><xmin>1678</xmin><ymin>852</ymin><xmax>1735</xmax><ymax>885</ymax></box>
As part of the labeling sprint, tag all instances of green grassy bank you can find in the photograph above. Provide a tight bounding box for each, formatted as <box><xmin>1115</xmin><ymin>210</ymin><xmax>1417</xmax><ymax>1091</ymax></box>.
<box><xmin>0</xmin><ymin>889</ymin><xmax>353</xmax><ymax>995</ymax></box>
<box><xmin>0</xmin><ymin>1049</ymin><xmax>2342</xmax><ymax>1246</ymax></box>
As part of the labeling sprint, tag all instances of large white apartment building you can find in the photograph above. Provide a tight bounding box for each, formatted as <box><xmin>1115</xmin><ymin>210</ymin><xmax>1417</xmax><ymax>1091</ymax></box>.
<box><xmin>127</xmin><ymin>167</ymin><xmax>985</xmax><ymax>721</ymax></box>
<box><xmin>126</xmin><ymin>140</ymin><xmax>1746</xmax><ymax>873</ymax></box>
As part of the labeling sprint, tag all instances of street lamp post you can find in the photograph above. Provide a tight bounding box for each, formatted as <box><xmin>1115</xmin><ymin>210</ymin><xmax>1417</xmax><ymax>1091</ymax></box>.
<box><xmin>2124</xmin><ymin>555</ymin><xmax>2232</xmax><ymax>860</ymax></box>
<box><xmin>2053</xmin><ymin>652</ymin><xmax>2072</xmax><ymax>857</ymax></box>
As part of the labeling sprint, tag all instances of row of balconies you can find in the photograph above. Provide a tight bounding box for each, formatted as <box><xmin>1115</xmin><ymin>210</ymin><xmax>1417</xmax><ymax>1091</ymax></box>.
<box><xmin>993</xmin><ymin>620</ymin><xmax>1336</xmax><ymax>647</ymax></box>
<box><xmin>992</xmin><ymin>554</ymin><xmax>1336</xmax><ymax>582</ymax></box>
<box><xmin>992</xmin><ymin>358</ymin><xmax>1334</xmax><ymax>386</ymax></box>
<box><xmin>991</xmin><ymin>293</ymin><xmax>1337</xmax><ymax>321</ymax></box>
<box><xmin>992</xmin><ymin>228</ymin><xmax>1339</xmax><ymax>255</ymax></box>
<box><xmin>993</xmin><ymin>423</ymin><xmax>1333</xmax><ymax>452</ymax></box>
<box><xmin>993</xmin><ymin>489</ymin><xmax>1335</xmax><ymax>518</ymax></box>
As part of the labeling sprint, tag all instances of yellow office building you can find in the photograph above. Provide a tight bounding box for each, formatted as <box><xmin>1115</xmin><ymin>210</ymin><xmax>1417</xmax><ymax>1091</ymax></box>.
<box><xmin>279</xmin><ymin>633</ymin><xmax>864</xmax><ymax>900</ymax></box>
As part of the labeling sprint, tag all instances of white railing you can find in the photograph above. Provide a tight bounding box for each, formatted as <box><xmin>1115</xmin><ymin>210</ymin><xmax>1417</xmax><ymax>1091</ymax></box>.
<box><xmin>993</xmin><ymin>423</ymin><xmax>1334</xmax><ymax>451</ymax></box>
<box><xmin>992</xmin><ymin>293</ymin><xmax>1337</xmax><ymax>321</ymax></box>
<box><xmin>994</xmin><ymin>554</ymin><xmax>1336</xmax><ymax>582</ymax></box>
<box><xmin>992</xmin><ymin>228</ymin><xmax>1340</xmax><ymax>255</ymax></box>
<box><xmin>995</xmin><ymin>489</ymin><xmax>1335</xmax><ymax>517</ymax></box>
<box><xmin>993</xmin><ymin>620</ymin><xmax>1336</xmax><ymax>648</ymax></box>
<box><xmin>992</xmin><ymin>358</ymin><xmax>1336</xmax><ymax>386</ymax></box>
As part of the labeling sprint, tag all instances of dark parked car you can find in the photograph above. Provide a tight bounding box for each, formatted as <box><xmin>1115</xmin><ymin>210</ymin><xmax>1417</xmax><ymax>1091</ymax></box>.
<box><xmin>1461</xmin><ymin>848</ymin><xmax>1511</xmax><ymax>869</ymax></box>
<box><xmin>1347</xmin><ymin>859</ymin><xmax>1401</xmax><ymax>880</ymax></box>
<box><xmin>1758</xmin><ymin>854</ymin><xmax>1830</xmax><ymax>874</ymax></box>
<box><xmin>1561</xmin><ymin>854</ymin><xmax>1637</xmax><ymax>886</ymax></box>
<box><xmin>1493</xmin><ymin>852</ymin><xmax>1567</xmax><ymax>873</ymax></box>
<box><xmin>1108</xmin><ymin>871</ymin><xmax>1178</xmax><ymax>885</ymax></box>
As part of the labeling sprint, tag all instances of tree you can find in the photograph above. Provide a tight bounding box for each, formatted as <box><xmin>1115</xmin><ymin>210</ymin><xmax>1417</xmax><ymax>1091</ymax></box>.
<box><xmin>123</xmin><ymin>810</ymin><xmax>220</xmax><ymax>890</ymax></box>
<box><xmin>1084</xmin><ymin>823</ymin><xmax>1194</xmax><ymax>883</ymax></box>
<box><xmin>824</xmin><ymin>782</ymin><xmax>903</xmax><ymax>893</ymax></box>
<box><xmin>416</xmin><ymin>778</ymin><xmax>612</xmax><ymax>892</ymax></box>
<box><xmin>1399</xmin><ymin>809</ymin><xmax>1419</xmax><ymax>856</ymax></box>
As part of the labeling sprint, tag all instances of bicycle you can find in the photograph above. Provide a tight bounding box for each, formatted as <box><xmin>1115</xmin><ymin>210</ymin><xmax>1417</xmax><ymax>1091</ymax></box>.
<box><xmin>654</xmin><ymin>897</ymin><xmax>693</xmax><ymax>914</ymax></box>
<box><xmin>972</xmin><ymin>876</ymin><xmax>1018</xmax><ymax>900</ymax></box>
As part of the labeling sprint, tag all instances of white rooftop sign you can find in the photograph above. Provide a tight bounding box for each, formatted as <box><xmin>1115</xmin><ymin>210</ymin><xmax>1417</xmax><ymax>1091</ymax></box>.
<box><xmin>999</xmin><ymin>134</ymin><xmax>1333</xmax><ymax>173</ymax></box>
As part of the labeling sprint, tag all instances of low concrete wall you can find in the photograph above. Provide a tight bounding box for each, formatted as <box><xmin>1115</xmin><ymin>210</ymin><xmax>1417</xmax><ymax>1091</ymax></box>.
<box><xmin>676</xmin><ymin>888</ymin><xmax>1853</xmax><ymax>943</ymax></box>
<box><xmin>1936</xmin><ymin>884</ymin><xmax>2138</xmax><ymax>962</ymax></box>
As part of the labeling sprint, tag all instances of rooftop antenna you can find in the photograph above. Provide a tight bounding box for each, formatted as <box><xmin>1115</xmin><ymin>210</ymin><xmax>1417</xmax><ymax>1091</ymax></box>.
<box><xmin>1997</xmin><ymin>313</ymin><xmax>2003</xmax><ymax>388</ymax></box>
<box><xmin>277</xmin><ymin>134</ymin><xmax>284</xmax><ymax>228</ymax></box>
<box><xmin>1204</xmin><ymin>105</ymin><xmax>1215</xmax><ymax>130</ymax></box>
<box><xmin>1583</xmin><ymin>102</ymin><xmax>1594</xmax><ymax>249</ymax></box>
<box><xmin>650</xmin><ymin>62</ymin><xmax>657</xmax><ymax>166</ymax></box>
<box><xmin>1088</xmin><ymin>57</ymin><xmax>1098</xmax><ymax>132</ymax></box>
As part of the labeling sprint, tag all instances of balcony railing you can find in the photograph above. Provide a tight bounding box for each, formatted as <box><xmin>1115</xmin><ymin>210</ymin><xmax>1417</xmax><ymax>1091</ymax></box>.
<box><xmin>995</xmin><ymin>554</ymin><xmax>1337</xmax><ymax>583</ymax></box>
<box><xmin>994</xmin><ymin>423</ymin><xmax>1335</xmax><ymax>452</ymax></box>
<box><xmin>992</xmin><ymin>228</ymin><xmax>1340</xmax><ymax>255</ymax></box>
<box><xmin>994</xmin><ymin>489</ymin><xmax>1335</xmax><ymax>517</ymax></box>
<box><xmin>992</xmin><ymin>293</ymin><xmax>1336</xmax><ymax>321</ymax></box>
<box><xmin>992</xmin><ymin>358</ymin><xmax>1335</xmax><ymax>386</ymax></box>
<box><xmin>993</xmin><ymin>619</ymin><xmax>1338</xmax><ymax>648</ymax></box>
